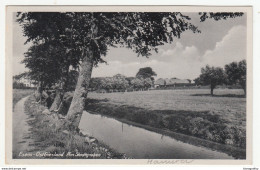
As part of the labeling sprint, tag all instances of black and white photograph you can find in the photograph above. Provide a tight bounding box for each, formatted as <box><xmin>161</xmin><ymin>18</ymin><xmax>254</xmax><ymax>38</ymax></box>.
<box><xmin>5</xmin><ymin>6</ymin><xmax>252</xmax><ymax>164</ymax></box>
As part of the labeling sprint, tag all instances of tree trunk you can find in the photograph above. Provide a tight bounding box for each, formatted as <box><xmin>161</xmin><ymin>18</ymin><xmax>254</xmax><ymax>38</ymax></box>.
<box><xmin>66</xmin><ymin>49</ymin><xmax>94</xmax><ymax>129</ymax></box>
<box><xmin>35</xmin><ymin>82</ymin><xmax>43</xmax><ymax>102</ymax></box>
<box><xmin>242</xmin><ymin>83</ymin><xmax>246</xmax><ymax>96</ymax></box>
<box><xmin>50</xmin><ymin>89</ymin><xmax>63</xmax><ymax>111</ymax></box>
<box><xmin>210</xmin><ymin>86</ymin><xmax>214</xmax><ymax>96</ymax></box>
<box><xmin>50</xmin><ymin>66</ymin><xmax>69</xmax><ymax>111</ymax></box>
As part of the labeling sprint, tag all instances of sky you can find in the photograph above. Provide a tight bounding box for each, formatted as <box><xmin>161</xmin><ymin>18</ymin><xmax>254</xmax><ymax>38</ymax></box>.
<box><xmin>12</xmin><ymin>12</ymin><xmax>247</xmax><ymax>80</ymax></box>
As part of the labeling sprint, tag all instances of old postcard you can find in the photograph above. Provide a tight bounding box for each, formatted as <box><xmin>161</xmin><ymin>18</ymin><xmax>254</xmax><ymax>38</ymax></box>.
<box><xmin>5</xmin><ymin>6</ymin><xmax>253</xmax><ymax>165</ymax></box>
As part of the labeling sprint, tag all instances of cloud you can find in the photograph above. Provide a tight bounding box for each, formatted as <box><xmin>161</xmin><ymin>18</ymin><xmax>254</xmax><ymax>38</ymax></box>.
<box><xmin>92</xmin><ymin>41</ymin><xmax>204</xmax><ymax>79</ymax></box>
<box><xmin>159</xmin><ymin>42</ymin><xmax>201</xmax><ymax>62</ymax></box>
<box><xmin>13</xmin><ymin>15</ymin><xmax>246</xmax><ymax>81</ymax></box>
<box><xmin>202</xmin><ymin>25</ymin><xmax>246</xmax><ymax>67</ymax></box>
<box><xmin>92</xmin><ymin>57</ymin><xmax>202</xmax><ymax>80</ymax></box>
<box><xmin>93</xmin><ymin>25</ymin><xmax>246</xmax><ymax>80</ymax></box>
<box><xmin>178</xmin><ymin>13</ymin><xmax>247</xmax><ymax>55</ymax></box>
<box><xmin>160</xmin><ymin>42</ymin><xmax>183</xmax><ymax>56</ymax></box>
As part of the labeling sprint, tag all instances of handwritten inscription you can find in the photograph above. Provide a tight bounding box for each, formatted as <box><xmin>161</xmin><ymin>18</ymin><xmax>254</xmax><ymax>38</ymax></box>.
<box><xmin>18</xmin><ymin>151</ymin><xmax>101</xmax><ymax>158</ymax></box>
<box><xmin>147</xmin><ymin>159</ymin><xmax>194</xmax><ymax>164</ymax></box>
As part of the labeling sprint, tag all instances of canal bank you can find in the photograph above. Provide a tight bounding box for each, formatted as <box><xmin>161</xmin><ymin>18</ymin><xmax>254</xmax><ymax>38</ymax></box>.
<box><xmin>79</xmin><ymin>110</ymin><xmax>245</xmax><ymax>159</ymax></box>
<box><xmin>16</xmin><ymin>95</ymin><xmax>128</xmax><ymax>159</ymax></box>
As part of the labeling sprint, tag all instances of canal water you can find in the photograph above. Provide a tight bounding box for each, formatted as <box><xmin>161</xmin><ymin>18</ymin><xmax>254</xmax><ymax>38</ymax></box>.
<box><xmin>79</xmin><ymin>111</ymin><xmax>233</xmax><ymax>159</ymax></box>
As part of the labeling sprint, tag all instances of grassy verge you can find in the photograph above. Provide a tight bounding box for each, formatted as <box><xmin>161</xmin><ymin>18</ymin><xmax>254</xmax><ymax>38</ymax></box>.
<box><xmin>13</xmin><ymin>89</ymin><xmax>34</xmax><ymax>108</ymax></box>
<box><xmin>85</xmin><ymin>98</ymin><xmax>246</xmax><ymax>159</ymax></box>
<box><xmin>21</xmin><ymin>95</ymin><xmax>127</xmax><ymax>159</ymax></box>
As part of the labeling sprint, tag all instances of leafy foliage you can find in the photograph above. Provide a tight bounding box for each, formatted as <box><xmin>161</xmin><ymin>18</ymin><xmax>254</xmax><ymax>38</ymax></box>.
<box><xmin>136</xmin><ymin>67</ymin><xmax>157</xmax><ymax>80</ymax></box>
<box><xmin>17</xmin><ymin>12</ymin><xmax>201</xmax><ymax>66</ymax></box>
<box><xmin>89</xmin><ymin>74</ymin><xmax>154</xmax><ymax>92</ymax></box>
<box><xmin>66</xmin><ymin>70</ymin><xmax>80</xmax><ymax>91</ymax></box>
<box><xmin>143</xmin><ymin>78</ymin><xmax>153</xmax><ymax>89</ymax></box>
<box><xmin>199</xmin><ymin>12</ymin><xmax>244</xmax><ymax>22</ymax></box>
<box><xmin>225</xmin><ymin>60</ymin><xmax>246</xmax><ymax>94</ymax></box>
<box><xmin>193</xmin><ymin>77</ymin><xmax>201</xmax><ymax>86</ymax></box>
<box><xmin>17</xmin><ymin>11</ymin><xmax>245</xmax><ymax>120</ymax></box>
<box><xmin>197</xmin><ymin>65</ymin><xmax>225</xmax><ymax>95</ymax></box>
<box><xmin>17</xmin><ymin>12</ymin><xmax>244</xmax><ymax>88</ymax></box>
<box><xmin>13</xmin><ymin>72</ymin><xmax>29</xmax><ymax>80</ymax></box>
<box><xmin>89</xmin><ymin>78</ymin><xmax>102</xmax><ymax>90</ymax></box>
<box><xmin>22</xmin><ymin>40</ymin><xmax>80</xmax><ymax>89</ymax></box>
<box><xmin>130</xmin><ymin>78</ymin><xmax>144</xmax><ymax>90</ymax></box>
<box><xmin>112</xmin><ymin>74</ymin><xmax>129</xmax><ymax>90</ymax></box>
<box><xmin>22</xmin><ymin>43</ymin><xmax>64</xmax><ymax>88</ymax></box>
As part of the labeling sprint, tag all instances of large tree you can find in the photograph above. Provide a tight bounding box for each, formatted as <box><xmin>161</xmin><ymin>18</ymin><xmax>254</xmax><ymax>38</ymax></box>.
<box><xmin>131</xmin><ymin>78</ymin><xmax>144</xmax><ymax>91</ymax></box>
<box><xmin>225</xmin><ymin>60</ymin><xmax>246</xmax><ymax>95</ymax></box>
<box><xmin>17</xmin><ymin>12</ymin><xmax>243</xmax><ymax>129</ymax></box>
<box><xmin>89</xmin><ymin>78</ymin><xmax>102</xmax><ymax>91</ymax></box>
<box><xmin>22</xmin><ymin>41</ymin><xmax>79</xmax><ymax>109</ymax></box>
<box><xmin>112</xmin><ymin>74</ymin><xmax>129</xmax><ymax>92</ymax></box>
<box><xmin>136</xmin><ymin>67</ymin><xmax>157</xmax><ymax>80</ymax></box>
<box><xmin>143</xmin><ymin>78</ymin><xmax>153</xmax><ymax>90</ymax></box>
<box><xmin>197</xmin><ymin>65</ymin><xmax>225</xmax><ymax>96</ymax></box>
<box><xmin>22</xmin><ymin>43</ymin><xmax>63</xmax><ymax>102</ymax></box>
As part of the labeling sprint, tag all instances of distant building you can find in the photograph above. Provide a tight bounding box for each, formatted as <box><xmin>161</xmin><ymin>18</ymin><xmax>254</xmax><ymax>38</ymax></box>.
<box><xmin>19</xmin><ymin>77</ymin><xmax>36</xmax><ymax>87</ymax></box>
<box><xmin>154</xmin><ymin>77</ymin><xmax>191</xmax><ymax>88</ymax></box>
<box><xmin>13</xmin><ymin>74</ymin><xmax>36</xmax><ymax>88</ymax></box>
<box><xmin>154</xmin><ymin>78</ymin><xmax>165</xmax><ymax>88</ymax></box>
<box><xmin>165</xmin><ymin>78</ymin><xmax>170</xmax><ymax>86</ymax></box>
<box><xmin>168</xmin><ymin>78</ymin><xmax>190</xmax><ymax>86</ymax></box>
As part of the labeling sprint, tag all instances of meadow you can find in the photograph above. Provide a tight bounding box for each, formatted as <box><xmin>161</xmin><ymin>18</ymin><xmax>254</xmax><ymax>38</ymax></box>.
<box><xmin>86</xmin><ymin>89</ymin><xmax>246</xmax><ymax>150</ymax></box>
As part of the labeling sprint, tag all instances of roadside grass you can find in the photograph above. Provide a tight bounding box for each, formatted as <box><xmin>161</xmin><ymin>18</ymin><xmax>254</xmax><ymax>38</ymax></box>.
<box><xmin>21</xmin><ymin>95</ymin><xmax>127</xmax><ymax>159</ymax></box>
<box><xmin>13</xmin><ymin>89</ymin><xmax>34</xmax><ymax>108</ymax></box>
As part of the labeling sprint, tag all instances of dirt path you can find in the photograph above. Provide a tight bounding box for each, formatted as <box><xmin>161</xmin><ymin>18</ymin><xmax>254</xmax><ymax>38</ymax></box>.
<box><xmin>13</xmin><ymin>95</ymin><xmax>35</xmax><ymax>158</ymax></box>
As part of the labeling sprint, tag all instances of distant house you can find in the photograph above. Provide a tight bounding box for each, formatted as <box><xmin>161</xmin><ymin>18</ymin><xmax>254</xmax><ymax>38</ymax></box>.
<box><xmin>154</xmin><ymin>78</ymin><xmax>166</xmax><ymax>88</ymax></box>
<box><xmin>165</xmin><ymin>78</ymin><xmax>170</xmax><ymax>85</ymax></box>
<box><xmin>19</xmin><ymin>77</ymin><xmax>36</xmax><ymax>87</ymax></box>
<box><xmin>154</xmin><ymin>77</ymin><xmax>191</xmax><ymax>88</ymax></box>
<box><xmin>168</xmin><ymin>78</ymin><xmax>190</xmax><ymax>86</ymax></box>
<box><xmin>13</xmin><ymin>74</ymin><xmax>36</xmax><ymax>88</ymax></box>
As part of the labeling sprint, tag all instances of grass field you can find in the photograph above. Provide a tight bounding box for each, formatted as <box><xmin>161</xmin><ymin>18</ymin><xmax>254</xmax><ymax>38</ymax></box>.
<box><xmin>13</xmin><ymin>89</ymin><xmax>35</xmax><ymax>108</ymax></box>
<box><xmin>86</xmin><ymin>89</ymin><xmax>246</xmax><ymax>149</ymax></box>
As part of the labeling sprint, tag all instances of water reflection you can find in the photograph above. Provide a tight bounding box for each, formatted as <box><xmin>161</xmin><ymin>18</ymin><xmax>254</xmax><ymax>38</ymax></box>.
<box><xmin>79</xmin><ymin>111</ymin><xmax>234</xmax><ymax>159</ymax></box>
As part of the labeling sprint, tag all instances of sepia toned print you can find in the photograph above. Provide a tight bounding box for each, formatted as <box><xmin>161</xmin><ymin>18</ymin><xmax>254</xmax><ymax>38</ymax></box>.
<box><xmin>5</xmin><ymin>6</ymin><xmax>253</xmax><ymax>165</ymax></box>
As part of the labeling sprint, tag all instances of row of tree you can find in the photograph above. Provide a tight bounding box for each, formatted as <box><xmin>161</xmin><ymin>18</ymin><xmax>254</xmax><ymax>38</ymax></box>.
<box><xmin>194</xmin><ymin>59</ymin><xmax>246</xmax><ymax>96</ymax></box>
<box><xmin>90</xmin><ymin>67</ymin><xmax>157</xmax><ymax>92</ymax></box>
<box><xmin>17</xmin><ymin>12</ymin><xmax>244</xmax><ymax>129</ymax></box>
<box><xmin>90</xmin><ymin>75</ymin><xmax>152</xmax><ymax>92</ymax></box>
